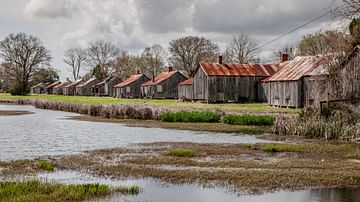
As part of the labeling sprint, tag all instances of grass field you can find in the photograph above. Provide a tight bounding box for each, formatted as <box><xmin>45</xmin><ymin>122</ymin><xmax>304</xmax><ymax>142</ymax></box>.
<box><xmin>0</xmin><ymin>93</ymin><xmax>300</xmax><ymax>114</ymax></box>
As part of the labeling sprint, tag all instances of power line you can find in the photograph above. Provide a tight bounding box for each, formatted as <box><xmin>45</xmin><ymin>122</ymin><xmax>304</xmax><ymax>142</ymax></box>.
<box><xmin>255</xmin><ymin>6</ymin><xmax>344</xmax><ymax>51</ymax></box>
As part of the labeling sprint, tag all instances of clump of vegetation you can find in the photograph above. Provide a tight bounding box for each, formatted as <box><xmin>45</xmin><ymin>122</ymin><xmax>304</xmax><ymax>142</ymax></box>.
<box><xmin>262</xmin><ymin>144</ymin><xmax>305</xmax><ymax>153</ymax></box>
<box><xmin>0</xmin><ymin>181</ymin><xmax>113</xmax><ymax>201</ymax></box>
<box><xmin>224</xmin><ymin>115</ymin><xmax>275</xmax><ymax>126</ymax></box>
<box><xmin>160</xmin><ymin>111</ymin><xmax>220</xmax><ymax>123</ymax></box>
<box><xmin>36</xmin><ymin>160</ymin><xmax>55</xmax><ymax>171</ymax></box>
<box><xmin>165</xmin><ymin>149</ymin><xmax>195</xmax><ymax>157</ymax></box>
<box><xmin>121</xmin><ymin>185</ymin><xmax>141</xmax><ymax>195</ymax></box>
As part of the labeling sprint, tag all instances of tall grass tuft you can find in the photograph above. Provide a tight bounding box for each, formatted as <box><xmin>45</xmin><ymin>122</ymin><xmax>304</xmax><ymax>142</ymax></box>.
<box><xmin>224</xmin><ymin>115</ymin><xmax>275</xmax><ymax>126</ymax></box>
<box><xmin>165</xmin><ymin>149</ymin><xmax>195</xmax><ymax>157</ymax></box>
<box><xmin>160</xmin><ymin>111</ymin><xmax>220</xmax><ymax>123</ymax></box>
<box><xmin>36</xmin><ymin>160</ymin><xmax>55</xmax><ymax>171</ymax></box>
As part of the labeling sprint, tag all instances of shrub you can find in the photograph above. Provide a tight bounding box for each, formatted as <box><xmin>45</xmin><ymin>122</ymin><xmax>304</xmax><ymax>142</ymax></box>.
<box><xmin>160</xmin><ymin>111</ymin><xmax>220</xmax><ymax>123</ymax></box>
<box><xmin>224</xmin><ymin>115</ymin><xmax>275</xmax><ymax>126</ymax></box>
<box><xmin>36</xmin><ymin>160</ymin><xmax>55</xmax><ymax>171</ymax></box>
<box><xmin>262</xmin><ymin>144</ymin><xmax>305</xmax><ymax>153</ymax></box>
<box><xmin>165</xmin><ymin>149</ymin><xmax>195</xmax><ymax>157</ymax></box>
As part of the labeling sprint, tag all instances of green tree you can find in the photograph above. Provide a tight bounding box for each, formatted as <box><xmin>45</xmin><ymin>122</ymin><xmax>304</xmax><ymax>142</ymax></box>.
<box><xmin>32</xmin><ymin>67</ymin><xmax>59</xmax><ymax>85</ymax></box>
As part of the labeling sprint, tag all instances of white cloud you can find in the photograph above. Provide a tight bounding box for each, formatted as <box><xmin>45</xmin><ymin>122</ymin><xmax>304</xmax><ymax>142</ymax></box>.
<box><xmin>24</xmin><ymin>0</ymin><xmax>74</xmax><ymax>19</ymax></box>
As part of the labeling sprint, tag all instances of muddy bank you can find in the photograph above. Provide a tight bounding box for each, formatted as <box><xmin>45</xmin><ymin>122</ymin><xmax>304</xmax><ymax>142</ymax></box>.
<box><xmin>0</xmin><ymin>110</ymin><xmax>33</xmax><ymax>116</ymax></box>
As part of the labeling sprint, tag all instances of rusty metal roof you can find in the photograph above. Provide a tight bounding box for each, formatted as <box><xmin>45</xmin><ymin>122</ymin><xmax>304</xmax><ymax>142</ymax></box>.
<box><xmin>32</xmin><ymin>82</ymin><xmax>44</xmax><ymax>88</ymax></box>
<box><xmin>53</xmin><ymin>82</ymin><xmax>70</xmax><ymax>89</ymax></box>
<box><xmin>64</xmin><ymin>79</ymin><xmax>83</xmax><ymax>88</ymax></box>
<box><xmin>141</xmin><ymin>71</ymin><xmax>179</xmax><ymax>87</ymax></box>
<box><xmin>46</xmin><ymin>81</ymin><xmax>61</xmax><ymax>88</ymax></box>
<box><xmin>114</xmin><ymin>74</ymin><xmax>145</xmax><ymax>88</ymax></box>
<box><xmin>199</xmin><ymin>63</ymin><xmax>284</xmax><ymax>77</ymax></box>
<box><xmin>77</xmin><ymin>77</ymin><xmax>99</xmax><ymax>88</ymax></box>
<box><xmin>265</xmin><ymin>55</ymin><xmax>327</xmax><ymax>82</ymax></box>
<box><xmin>179</xmin><ymin>78</ymin><xmax>193</xmax><ymax>85</ymax></box>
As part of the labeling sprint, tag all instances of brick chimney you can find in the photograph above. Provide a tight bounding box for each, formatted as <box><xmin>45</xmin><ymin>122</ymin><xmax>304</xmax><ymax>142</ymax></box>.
<box><xmin>217</xmin><ymin>55</ymin><xmax>223</xmax><ymax>64</ymax></box>
<box><xmin>136</xmin><ymin>69</ymin><xmax>141</xmax><ymax>74</ymax></box>
<box><xmin>152</xmin><ymin>74</ymin><xmax>155</xmax><ymax>82</ymax></box>
<box><xmin>168</xmin><ymin>66</ymin><xmax>173</xmax><ymax>72</ymax></box>
<box><xmin>280</xmin><ymin>53</ymin><xmax>289</xmax><ymax>63</ymax></box>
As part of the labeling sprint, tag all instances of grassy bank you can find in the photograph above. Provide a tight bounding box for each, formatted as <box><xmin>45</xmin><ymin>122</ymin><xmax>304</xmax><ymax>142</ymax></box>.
<box><xmin>0</xmin><ymin>93</ymin><xmax>299</xmax><ymax>114</ymax></box>
<box><xmin>0</xmin><ymin>180</ymin><xmax>139</xmax><ymax>202</ymax></box>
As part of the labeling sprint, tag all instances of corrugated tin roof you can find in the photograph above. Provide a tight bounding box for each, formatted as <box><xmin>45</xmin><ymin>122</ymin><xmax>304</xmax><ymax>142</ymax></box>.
<box><xmin>141</xmin><ymin>71</ymin><xmax>178</xmax><ymax>87</ymax></box>
<box><xmin>46</xmin><ymin>81</ymin><xmax>61</xmax><ymax>88</ymax></box>
<box><xmin>179</xmin><ymin>78</ymin><xmax>193</xmax><ymax>85</ymax></box>
<box><xmin>114</xmin><ymin>74</ymin><xmax>143</xmax><ymax>88</ymax></box>
<box><xmin>32</xmin><ymin>82</ymin><xmax>44</xmax><ymax>88</ymax></box>
<box><xmin>64</xmin><ymin>79</ymin><xmax>83</xmax><ymax>88</ymax></box>
<box><xmin>53</xmin><ymin>82</ymin><xmax>70</xmax><ymax>89</ymax></box>
<box><xmin>199</xmin><ymin>63</ymin><xmax>284</xmax><ymax>77</ymax></box>
<box><xmin>96</xmin><ymin>76</ymin><xmax>121</xmax><ymax>86</ymax></box>
<box><xmin>265</xmin><ymin>55</ymin><xmax>327</xmax><ymax>82</ymax></box>
<box><xmin>77</xmin><ymin>77</ymin><xmax>98</xmax><ymax>87</ymax></box>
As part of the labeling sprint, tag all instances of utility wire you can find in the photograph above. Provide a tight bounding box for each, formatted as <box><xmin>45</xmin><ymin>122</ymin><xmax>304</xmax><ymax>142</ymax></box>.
<box><xmin>254</xmin><ymin>6</ymin><xmax>344</xmax><ymax>51</ymax></box>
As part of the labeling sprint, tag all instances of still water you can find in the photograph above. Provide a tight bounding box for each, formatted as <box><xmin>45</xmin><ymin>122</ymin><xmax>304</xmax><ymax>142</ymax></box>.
<box><xmin>1</xmin><ymin>104</ymin><xmax>359</xmax><ymax>202</ymax></box>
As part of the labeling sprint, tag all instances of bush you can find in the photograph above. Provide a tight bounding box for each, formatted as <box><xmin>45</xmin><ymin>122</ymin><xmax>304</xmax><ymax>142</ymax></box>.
<box><xmin>10</xmin><ymin>83</ymin><xmax>30</xmax><ymax>96</ymax></box>
<box><xmin>262</xmin><ymin>144</ymin><xmax>305</xmax><ymax>152</ymax></box>
<box><xmin>36</xmin><ymin>160</ymin><xmax>55</xmax><ymax>171</ymax></box>
<box><xmin>165</xmin><ymin>149</ymin><xmax>195</xmax><ymax>157</ymax></box>
<box><xmin>224</xmin><ymin>115</ymin><xmax>275</xmax><ymax>126</ymax></box>
<box><xmin>160</xmin><ymin>111</ymin><xmax>220</xmax><ymax>123</ymax></box>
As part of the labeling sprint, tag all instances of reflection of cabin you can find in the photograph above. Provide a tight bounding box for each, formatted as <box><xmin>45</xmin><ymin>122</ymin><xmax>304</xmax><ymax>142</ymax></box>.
<box><xmin>45</xmin><ymin>81</ymin><xmax>61</xmax><ymax>94</ymax></box>
<box><xmin>64</xmin><ymin>79</ymin><xmax>83</xmax><ymax>96</ymax></box>
<box><xmin>178</xmin><ymin>78</ymin><xmax>193</xmax><ymax>100</ymax></box>
<box><xmin>31</xmin><ymin>83</ymin><xmax>46</xmax><ymax>94</ymax></box>
<box><xmin>94</xmin><ymin>76</ymin><xmax>121</xmax><ymax>97</ymax></box>
<box><xmin>76</xmin><ymin>77</ymin><xmax>99</xmax><ymax>96</ymax></box>
<box><xmin>263</xmin><ymin>55</ymin><xmax>328</xmax><ymax>108</ymax></box>
<box><xmin>53</xmin><ymin>82</ymin><xmax>70</xmax><ymax>95</ymax></box>
<box><xmin>193</xmin><ymin>56</ymin><xmax>284</xmax><ymax>103</ymax></box>
<box><xmin>114</xmin><ymin>73</ymin><xmax>150</xmax><ymax>98</ymax></box>
<box><xmin>140</xmin><ymin>67</ymin><xmax>187</xmax><ymax>99</ymax></box>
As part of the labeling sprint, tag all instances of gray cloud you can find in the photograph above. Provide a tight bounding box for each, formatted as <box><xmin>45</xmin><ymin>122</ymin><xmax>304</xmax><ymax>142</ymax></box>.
<box><xmin>24</xmin><ymin>0</ymin><xmax>74</xmax><ymax>19</ymax></box>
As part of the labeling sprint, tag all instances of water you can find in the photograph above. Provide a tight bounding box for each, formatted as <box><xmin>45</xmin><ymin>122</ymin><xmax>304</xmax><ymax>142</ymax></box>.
<box><xmin>38</xmin><ymin>170</ymin><xmax>360</xmax><ymax>202</ymax></box>
<box><xmin>0</xmin><ymin>104</ymin><xmax>271</xmax><ymax>161</ymax></box>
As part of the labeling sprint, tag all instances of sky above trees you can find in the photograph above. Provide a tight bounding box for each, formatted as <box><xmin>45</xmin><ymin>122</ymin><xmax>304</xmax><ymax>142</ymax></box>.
<box><xmin>0</xmin><ymin>0</ymin><xmax>344</xmax><ymax>80</ymax></box>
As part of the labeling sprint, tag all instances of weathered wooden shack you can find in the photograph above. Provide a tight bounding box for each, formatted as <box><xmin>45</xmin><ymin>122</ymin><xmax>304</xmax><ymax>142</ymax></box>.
<box><xmin>31</xmin><ymin>83</ymin><xmax>45</xmax><ymax>94</ymax></box>
<box><xmin>45</xmin><ymin>81</ymin><xmax>61</xmax><ymax>94</ymax></box>
<box><xmin>339</xmin><ymin>45</ymin><xmax>360</xmax><ymax>98</ymax></box>
<box><xmin>192</xmin><ymin>56</ymin><xmax>283</xmax><ymax>103</ymax></box>
<box><xmin>141</xmin><ymin>67</ymin><xmax>187</xmax><ymax>99</ymax></box>
<box><xmin>114</xmin><ymin>74</ymin><xmax>150</xmax><ymax>98</ymax></box>
<box><xmin>263</xmin><ymin>55</ymin><xmax>328</xmax><ymax>108</ymax></box>
<box><xmin>94</xmin><ymin>76</ymin><xmax>121</xmax><ymax>97</ymax></box>
<box><xmin>76</xmin><ymin>77</ymin><xmax>100</xmax><ymax>96</ymax></box>
<box><xmin>63</xmin><ymin>79</ymin><xmax>83</xmax><ymax>96</ymax></box>
<box><xmin>178</xmin><ymin>78</ymin><xmax>193</xmax><ymax>100</ymax></box>
<box><xmin>53</xmin><ymin>82</ymin><xmax>70</xmax><ymax>95</ymax></box>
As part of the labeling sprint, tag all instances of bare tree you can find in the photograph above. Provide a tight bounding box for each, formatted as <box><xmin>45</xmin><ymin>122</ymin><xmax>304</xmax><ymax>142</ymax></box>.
<box><xmin>271</xmin><ymin>45</ymin><xmax>298</xmax><ymax>62</ymax></box>
<box><xmin>142</xmin><ymin>44</ymin><xmax>168</xmax><ymax>75</ymax></box>
<box><xmin>86</xmin><ymin>40</ymin><xmax>120</xmax><ymax>80</ymax></box>
<box><xmin>169</xmin><ymin>36</ymin><xmax>219</xmax><ymax>76</ymax></box>
<box><xmin>333</xmin><ymin>0</ymin><xmax>360</xmax><ymax>18</ymax></box>
<box><xmin>63</xmin><ymin>48</ymin><xmax>87</xmax><ymax>81</ymax></box>
<box><xmin>224</xmin><ymin>33</ymin><xmax>258</xmax><ymax>64</ymax></box>
<box><xmin>0</xmin><ymin>33</ymin><xmax>51</xmax><ymax>95</ymax></box>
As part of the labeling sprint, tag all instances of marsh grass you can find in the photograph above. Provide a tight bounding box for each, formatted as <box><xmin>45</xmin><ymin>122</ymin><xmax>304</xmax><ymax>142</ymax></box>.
<box><xmin>262</xmin><ymin>144</ymin><xmax>306</xmax><ymax>153</ymax></box>
<box><xmin>160</xmin><ymin>111</ymin><xmax>220</xmax><ymax>123</ymax></box>
<box><xmin>165</xmin><ymin>149</ymin><xmax>195</xmax><ymax>157</ymax></box>
<box><xmin>224</xmin><ymin>115</ymin><xmax>275</xmax><ymax>126</ymax></box>
<box><xmin>36</xmin><ymin>160</ymin><xmax>55</xmax><ymax>171</ymax></box>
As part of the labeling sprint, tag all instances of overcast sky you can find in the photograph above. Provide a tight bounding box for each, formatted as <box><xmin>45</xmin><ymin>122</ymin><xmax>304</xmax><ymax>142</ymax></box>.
<box><xmin>0</xmin><ymin>0</ymin><xmax>345</xmax><ymax>80</ymax></box>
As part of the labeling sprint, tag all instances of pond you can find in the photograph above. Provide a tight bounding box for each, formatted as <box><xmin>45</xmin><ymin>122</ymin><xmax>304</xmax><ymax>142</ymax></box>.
<box><xmin>0</xmin><ymin>104</ymin><xmax>270</xmax><ymax>161</ymax></box>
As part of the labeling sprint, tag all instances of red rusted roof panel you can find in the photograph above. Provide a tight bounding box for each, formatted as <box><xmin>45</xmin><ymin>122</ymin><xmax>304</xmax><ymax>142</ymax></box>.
<box><xmin>141</xmin><ymin>71</ymin><xmax>178</xmax><ymax>87</ymax></box>
<box><xmin>179</xmin><ymin>78</ymin><xmax>193</xmax><ymax>85</ymax></box>
<box><xmin>114</xmin><ymin>74</ymin><xmax>143</xmax><ymax>88</ymax></box>
<box><xmin>64</xmin><ymin>79</ymin><xmax>83</xmax><ymax>88</ymax></box>
<box><xmin>200</xmin><ymin>63</ymin><xmax>283</xmax><ymax>77</ymax></box>
<box><xmin>265</xmin><ymin>55</ymin><xmax>327</xmax><ymax>82</ymax></box>
<box><xmin>46</xmin><ymin>81</ymin><xmax>61</xmax><ymax>88</ymax></box>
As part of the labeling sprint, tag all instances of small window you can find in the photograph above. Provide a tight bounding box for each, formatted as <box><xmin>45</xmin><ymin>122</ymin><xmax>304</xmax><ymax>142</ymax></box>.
<box><xmin>126</xmin><ymin>87</ymin><xmax>131</xmax><ymax>93</ymax></box>
<box><xmin>157</xmin><ymin>85</ymin><xmax>163</xmax><ymax>93</ymax></box>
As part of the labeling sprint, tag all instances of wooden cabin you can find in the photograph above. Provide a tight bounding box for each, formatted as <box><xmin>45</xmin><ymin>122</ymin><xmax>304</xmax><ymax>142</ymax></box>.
<box><xmin>141</xmin><ymin>67</ymin><xmax>187</xmax><ymax>99</ymax></box>
<box><xmin>45</xmin><ymin>81</ymin><xmax>61</xmax><ymax>94</ymax></box>
<box><xmin>339</xmin><ymin>45</ymin><xmax>360</xmax><ymax>98</ymax></box>
<box><xmin>76</xmin><ymin>77</ymin><xmax>99</xmax><ymax>96</ymax></box>
<box><xmin>31</xmin><ymin>83</ymin><xmax>45</xmax><ymax>94</ymax></box>
<box><xmin>178</xmin><ymin>78</ymin><xmax>193</xmax><ymax>100</ymax></box>
<box><xmin>192</xmin><ymin>56</ymin><xmax>284</xmax><ymax>103</ymax></box>
<box><xmin>263</xmin><ymin>55</ymin><xmax>328</xmax><ymax>108</ymax></box>
<box><xmin>53</xmin><ymin>82</ymin><xmax>70</xmax><ymax>95</ymax></box>
<box><xmin>94</xmin><ymin>76</ymin><xmax>121</xmax><ymax>97</ymax></box>
<box><xmin>63</xmin><ymin>79</ymin><xmax>83</xmax><ymax>96</ymax></box>
<box><xmin>114</xmin><ymin>73</ymin><xmax>150</xmax><ymax>98</ymax></box>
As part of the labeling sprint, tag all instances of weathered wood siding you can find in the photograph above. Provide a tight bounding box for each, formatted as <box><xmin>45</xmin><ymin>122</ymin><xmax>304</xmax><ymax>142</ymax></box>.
<box><xmin>117</xmin><ymin>76</ymin><xmax>150</xmax><ymax>98</ymax></box>
<box><xmin>76</xmin><ymin>79</ymin><xmax>99</xmax><ymax>96</ymax></box>
<box><xmin>178</xmin><ymin>85</ymin><xmax>193</xmax><ymax>100</ymax></box>
<box><xmin>267</xmin><ymin>80</ymin><xmax>302</xmax><ymax>108</ymax></box>
<box><xmin>341</xmin><ymin>52</ymin><xmax>360</xmax><ymax>98</ymax></box>
<box><xmin>193</xmin><ymin>67</ymin><xmax>208</xmax><ymax>100</ymax></box>
<box><xmin>104</xmin><ymin>77</ymin><xmax>121</xmax><ymax>97</ymax></box>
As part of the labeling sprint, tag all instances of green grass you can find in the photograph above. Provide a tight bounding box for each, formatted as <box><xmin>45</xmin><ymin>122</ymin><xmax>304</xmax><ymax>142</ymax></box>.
<box><xmin>262</xmin><ymin>144</ymin><xmax>306</xmax><ymax>153</ymax></box>
<box><xmin>224</xmin><ymin>115</ymin><xmax>275</xmax><ymax>126</ymax></box>
<box><xmin>36</xmin><ymin>160</ymin><xmax>55</xmax><ymax>171</ymax></box>
<box><xmin>165</xmin><ymin>149</ymin><xmax>195</xmax><ymax>157</ymax></box>
<box><xmin>0</xmin><ymin>93</ymin><xmax>300</xmax><ymax>114</ymax></box>
<box><xmin>160</xmin><ymin>111</ymin><xmax>220</xmax><ymax>123</ymax></box>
